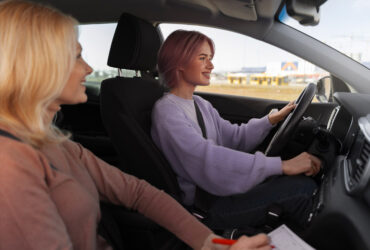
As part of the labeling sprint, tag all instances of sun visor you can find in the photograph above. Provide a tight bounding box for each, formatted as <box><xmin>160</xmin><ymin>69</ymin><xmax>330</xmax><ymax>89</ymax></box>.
<box><xmin>212</xmin><ymin>0</ymin><xmax>257</xmax><ymax>21</ymax></box>
<box><xmin>168</xmin><ymin>0</ymin><xmax>257</xmax><ymax>21</ymax></box>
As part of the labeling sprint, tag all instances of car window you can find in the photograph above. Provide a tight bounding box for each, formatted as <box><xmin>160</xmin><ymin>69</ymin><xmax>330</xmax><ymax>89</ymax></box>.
<box><xmin>280</xmin><ymin>0</ymin><xmax>370</xmax><ymax>70</ymax></box>
<box><xmin>159</xmin><ymin>23</ymin><xmax>328</xmax><ymax>101</ymax></box>
<box><xmin>78</xmin><ymin>23</ymin><xmax>136</xmax><ymax>83</ymax></box>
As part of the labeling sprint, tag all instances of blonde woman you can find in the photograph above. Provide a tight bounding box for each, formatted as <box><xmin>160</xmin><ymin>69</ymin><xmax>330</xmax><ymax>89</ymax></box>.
<box><xmin>0</xmin><ymin>1</ymin><xmax>271</xmax><ymax>249</ymax></box>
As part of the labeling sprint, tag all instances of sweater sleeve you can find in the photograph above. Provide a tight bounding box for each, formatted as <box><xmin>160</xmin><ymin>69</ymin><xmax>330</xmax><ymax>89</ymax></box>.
<box><xmin>151</xmin><ymin>100</ymin><xmax>282</xmax><ymax>197</ymax></box>
<box><xmin>0</xmin><ymin>139</ymin><xmax>73</xmax><ymax>250</ymax></box>
<box><xmin>200</xmin><ymin>96</ymin><xmax>274</xmax><ymax>152</ymax></box>
<box><xmin>65</xmin><ymin>141</ymin><xmax>212</xmax><ymax>250</ymax></box>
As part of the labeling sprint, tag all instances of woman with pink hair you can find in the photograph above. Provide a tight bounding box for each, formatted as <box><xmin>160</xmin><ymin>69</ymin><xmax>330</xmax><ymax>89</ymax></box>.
<box><xmin>152</xmin><ymin>30</ymin><xmax>321</xmax><ymax>230</ymax></box>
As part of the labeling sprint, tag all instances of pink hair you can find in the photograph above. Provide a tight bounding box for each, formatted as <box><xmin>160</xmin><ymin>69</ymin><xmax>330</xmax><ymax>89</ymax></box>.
<box><xmin>157</xmin><ymin>30</ymin><xmax>215</xmax><ymax>88</ymax></box>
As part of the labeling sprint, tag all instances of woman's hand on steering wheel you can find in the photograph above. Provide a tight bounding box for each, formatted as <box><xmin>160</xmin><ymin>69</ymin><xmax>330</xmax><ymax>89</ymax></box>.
<box><xmin>282</xmin><ymin>152</ymin><xmax>322</xmax><ymax>176</ymax></box>
<box><xmin>265</xmin><ymin>83</ymin><xmax>316</xmax><ymax>156</ymax></box>
<box><xmin>268</xmin><ymin>101</ymin><xmax>296</xmax><ymax>125</ymax></box>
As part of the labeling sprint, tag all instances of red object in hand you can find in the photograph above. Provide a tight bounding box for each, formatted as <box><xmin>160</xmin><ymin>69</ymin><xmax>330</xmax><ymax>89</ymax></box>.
<box><xmin>212</xmin><ymin>238</ymin><xmax>237</xmax><ymax>245</ymax></box>
<box><xmin>212</xmin><ymin>238</ymin><xmax>275</xmax><ymax>248</ymax></box>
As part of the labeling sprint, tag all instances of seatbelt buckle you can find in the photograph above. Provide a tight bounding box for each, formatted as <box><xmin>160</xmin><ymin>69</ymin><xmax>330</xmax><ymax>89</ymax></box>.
<box><xmin>264</xmin><ymin>204</ymin><xmax>283</xmax><ymax>231</ymax></box>
<box><xmin>191</xmin><ymin>206</ymin><xmax>207</xmax><ymax>220</ymax></box>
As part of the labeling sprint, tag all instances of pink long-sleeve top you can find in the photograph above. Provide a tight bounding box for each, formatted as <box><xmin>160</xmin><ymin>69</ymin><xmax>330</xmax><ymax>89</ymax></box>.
<box><xmin>0</xmin><ymin>128</ymin><xmax>211</xmax><ymax>250</ymax></box>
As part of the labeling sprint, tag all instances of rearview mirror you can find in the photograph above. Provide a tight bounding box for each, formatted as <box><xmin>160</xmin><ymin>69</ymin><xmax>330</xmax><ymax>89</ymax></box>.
<box><xmin>286</xmin><ymin>0</ymin><xmax>327</xmax><ymax>26</ymax></box>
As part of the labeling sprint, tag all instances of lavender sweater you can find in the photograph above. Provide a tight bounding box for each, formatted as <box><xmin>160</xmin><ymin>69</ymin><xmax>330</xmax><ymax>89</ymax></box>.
<box><xmin>151</xmin><ymin>93</ymin><xmax>282</xmax><ymax>205</ymax></box>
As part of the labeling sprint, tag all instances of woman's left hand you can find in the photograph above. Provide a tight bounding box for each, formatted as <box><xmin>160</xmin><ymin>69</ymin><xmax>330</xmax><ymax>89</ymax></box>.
<box><xmin>268</xmin><ymin>101</ymin><xmax>296</xmax><ymax>125</ymax></box>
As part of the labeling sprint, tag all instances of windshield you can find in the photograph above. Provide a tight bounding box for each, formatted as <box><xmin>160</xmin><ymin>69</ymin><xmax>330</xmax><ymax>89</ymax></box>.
<box><xmin>279</xmin><ymin>0</ymin><xmax>370</xmax><ymax>69</ymax></box>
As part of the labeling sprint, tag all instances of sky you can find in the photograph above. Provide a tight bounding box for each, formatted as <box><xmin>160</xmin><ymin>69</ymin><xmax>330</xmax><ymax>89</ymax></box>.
<box><xmin>78</xmin><ymin>0</ymin><xmax>370</xmax><ymax>73</ymax></box>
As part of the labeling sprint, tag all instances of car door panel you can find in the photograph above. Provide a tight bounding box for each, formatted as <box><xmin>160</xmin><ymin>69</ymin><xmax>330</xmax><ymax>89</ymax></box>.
<box><xmin>197</xmin><ymin>92</ymin><xmax>337</xmax><ymax>127</ymax></box>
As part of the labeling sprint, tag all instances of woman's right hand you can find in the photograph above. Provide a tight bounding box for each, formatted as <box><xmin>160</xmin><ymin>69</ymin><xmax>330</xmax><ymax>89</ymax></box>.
<box><xmin>229</xmin><ymin>234</ymin><xmax>272</xmax><ymax>250</ymax></box>
<box><xmin>282</xmin><ymin>152</ymin><xmax>321</xmax><ymax>176</ymax></box>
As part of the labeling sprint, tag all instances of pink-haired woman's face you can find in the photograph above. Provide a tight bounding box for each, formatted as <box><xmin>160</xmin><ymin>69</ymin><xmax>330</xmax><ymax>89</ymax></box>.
<box><xmin>178</xmin><ymin>40</ymin><xmax>214</xmax><ymax>87</ymax></box>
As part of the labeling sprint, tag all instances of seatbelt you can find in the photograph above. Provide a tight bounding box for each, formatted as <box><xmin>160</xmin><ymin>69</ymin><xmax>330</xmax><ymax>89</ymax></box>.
<box><xmin>194</xmin><ymin>100</ymin><xmax>207</xmax><ymax>138</ymax></box>
<box><xmin>0</xmin><ymin>129</ymin><xmax>58</xmax><ymax>171</ymax></box>
<box><xmin>193</xmin><ymin>100</ymin><xmax>218</xmax><ymax>217</ymax></box>
<box><xmin>0</xmin><ymin>129</ymin><xmax>22</xmax><ymax>142</ymax></box>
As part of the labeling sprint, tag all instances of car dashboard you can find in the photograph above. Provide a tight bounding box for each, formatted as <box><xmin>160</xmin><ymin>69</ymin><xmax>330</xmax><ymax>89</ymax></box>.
<box><xmin>305</xmin><ymin>92</ymin><xmax>370</xmax><ymax>250</ymax></box>
<box><xmin>329</xmin><ymin>92</ymin><xmax>370</xmax><ymax>201</ymax></box>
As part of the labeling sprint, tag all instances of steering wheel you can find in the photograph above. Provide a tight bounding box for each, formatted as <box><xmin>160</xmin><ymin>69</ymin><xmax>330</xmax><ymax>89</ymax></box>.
<box><xmin>265</xmin><ymin>83</ymin><xmax>316</xmax><ymax>156</ymax></box>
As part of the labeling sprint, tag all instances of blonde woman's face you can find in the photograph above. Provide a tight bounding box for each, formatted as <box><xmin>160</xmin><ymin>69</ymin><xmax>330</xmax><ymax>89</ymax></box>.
<box><xmin>56</xmin><ymin>43</ymin><xmax>93</xmax><ymax>106</ymax></box>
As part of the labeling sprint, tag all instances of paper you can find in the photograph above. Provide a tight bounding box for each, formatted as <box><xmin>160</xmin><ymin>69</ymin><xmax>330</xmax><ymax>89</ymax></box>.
<box><xmin>268</xmin><ymin>224</ymin><xmax>315</xmax><ymax>250</ymax></box>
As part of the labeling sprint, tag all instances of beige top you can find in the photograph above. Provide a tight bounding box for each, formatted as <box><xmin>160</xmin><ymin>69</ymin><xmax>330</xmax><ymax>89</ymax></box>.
<box><xmin>0</xmin><ymin>131</ymin><xmax>212</xmax><ymax>250</ymax></box>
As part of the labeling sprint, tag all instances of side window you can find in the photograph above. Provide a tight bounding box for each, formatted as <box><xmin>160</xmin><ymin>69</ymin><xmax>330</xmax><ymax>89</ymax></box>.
<box><xmin>78</xmin><ymin>23</ymin><xmax>136</xmax><ymax>83</ymax></box>
<box><xmin>159</xmin><ymin>24</ymin><xmax>328</xmax><ymax>101</ymax></box>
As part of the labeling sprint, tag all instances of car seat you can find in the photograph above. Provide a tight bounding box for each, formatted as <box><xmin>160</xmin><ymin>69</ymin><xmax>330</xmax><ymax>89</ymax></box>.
<box><xmin>99</xmin><ymin>13</ymin><xmax>195</xmax><ymax>249</ymax></box>
<box><xmin>100</xmin><ymin>13</ymin><xmax>183</xmax><ymax>202</ymax></box>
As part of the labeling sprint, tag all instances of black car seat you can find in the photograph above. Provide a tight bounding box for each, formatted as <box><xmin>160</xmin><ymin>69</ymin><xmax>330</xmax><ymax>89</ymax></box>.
<box><xmin>100</xmin><ymin>13</ymin><xmax>183</xmax><ymax>202</ymax></box>
<box><xmin>99</xmin><ymin>13</ymin><xmax>194</xmax><ymax>250</ymax></box>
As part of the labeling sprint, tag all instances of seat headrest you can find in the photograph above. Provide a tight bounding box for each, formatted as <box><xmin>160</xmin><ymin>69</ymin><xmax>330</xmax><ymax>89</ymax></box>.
<box><xmin>107</xmin><ymin>13</ymin><xmax>161</xmax><ymax>71</ymax></box>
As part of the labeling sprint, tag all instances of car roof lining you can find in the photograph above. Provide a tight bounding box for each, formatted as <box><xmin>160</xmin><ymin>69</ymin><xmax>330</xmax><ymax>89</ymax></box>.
<box><xmin>33</xmin><ymin>0</ymin><xmax>281</xmax><ymax>40</ymax></box>
<box><xmin>39</xmin><ymin>0</ymin><xmax>280</xmax><ymax>21</ymax></box>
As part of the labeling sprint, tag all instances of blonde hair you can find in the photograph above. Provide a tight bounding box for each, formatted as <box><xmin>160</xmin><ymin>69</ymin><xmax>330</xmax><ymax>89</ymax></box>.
<box><xmin>0</xmin><ymin>0</ymin><xmax>78</xmax><ymax>148</ymax></box>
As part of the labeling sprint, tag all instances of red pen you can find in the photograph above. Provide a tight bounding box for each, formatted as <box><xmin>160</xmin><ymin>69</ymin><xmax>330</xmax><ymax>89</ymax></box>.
<box><xmin>212</xmin><ymin>238</ymin><xmax>275</xmax><ymax>248</ymax></box>
<box><xmin>212</xmin><ymin>238</ymin><xmax>237</xmax><ymax>245</ymax></box>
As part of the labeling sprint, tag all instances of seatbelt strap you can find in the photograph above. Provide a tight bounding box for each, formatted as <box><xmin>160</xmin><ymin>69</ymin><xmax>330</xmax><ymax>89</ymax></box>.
<box><xmin>194</xmin><ymin>100</ymin><xmax>207</xmax><ymax>138</ymax></box>
<box><xmin>264</xmin><ymin>203</ymin><xmax>283</xmax><ymax>231</ymax></box>
<box><xmin>0</xmin><ymin>129</ymin><xmax>21</xmax><ymax>142</ymax></box>
<box><xmin>0</xmin><ymin>129</ymin><xmax>58</xmax><ymax>171</ymax></box>
<box><xmin>193</xmin><ymin>100</ymin><xmax>218</xmax><ymax>217</ymax></box>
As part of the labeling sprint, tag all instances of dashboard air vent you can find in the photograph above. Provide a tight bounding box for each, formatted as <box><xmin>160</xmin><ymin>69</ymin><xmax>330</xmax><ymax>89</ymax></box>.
<box><xmin>345</xmin><ymin>114</ymin><xmax>370</xmax><ymax>194</ymax></box>
<box><xmin>352</xmin><ymin>139</ymin><xmax>370</xmax><ymax>184</ymax></box>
